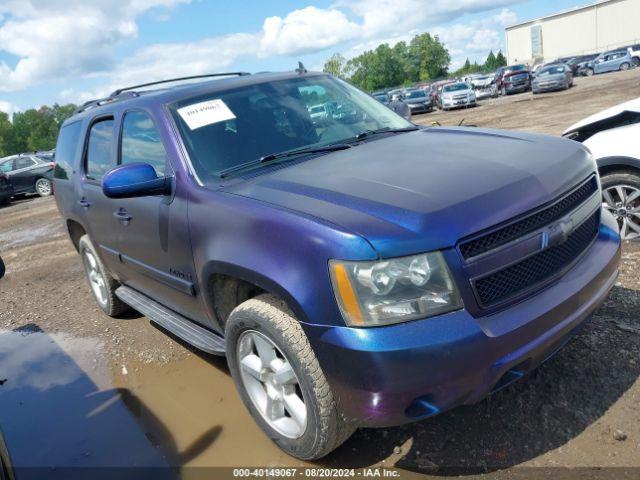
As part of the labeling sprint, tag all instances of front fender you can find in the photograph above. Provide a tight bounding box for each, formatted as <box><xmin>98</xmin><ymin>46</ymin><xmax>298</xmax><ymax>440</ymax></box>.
<box><xmin>188</xmin><ymin>185</ymin><xmax>378</xmax><ymax>331</ymax></box>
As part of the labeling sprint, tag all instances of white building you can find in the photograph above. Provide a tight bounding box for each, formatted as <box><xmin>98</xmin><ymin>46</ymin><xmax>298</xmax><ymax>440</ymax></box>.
<box><xmin>505</xmin><ymin>0</ymin><xmax>640</xmax><ymax>64</ymax></box>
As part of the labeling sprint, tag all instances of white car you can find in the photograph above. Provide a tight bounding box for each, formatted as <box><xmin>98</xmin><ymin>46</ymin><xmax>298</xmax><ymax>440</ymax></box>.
<box><xmin>628</xmin><ymin>45</ymin><xmax>640</xmax><ymax>65</ymax></box>
<box><xmin>563</xmin><ymin>98</ymin><xmax>640</xmax><ymax>240</ymax></box>
<box><xmin>438</xmin><ymin>82</ymin><xmax>477</xmax><ymax>110</ymax></box>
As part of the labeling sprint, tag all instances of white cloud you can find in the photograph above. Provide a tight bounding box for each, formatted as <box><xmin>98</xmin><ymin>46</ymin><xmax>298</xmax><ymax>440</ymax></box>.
<box><xmin>0</xmin><ymin>100</ymin><xmax>19</xmax><ymax>118</ymax></box>
<box><xmin>259</xmin><ymin>7</ymin><xmax>360</xmax><ymax>56</ymax></box>
<box><xmin>0</xmin><ymin>0</ymin><xmax>190</xmax><ymax>91</ymax></box>
<box><xmin>434</xmin><ymin>8</ymin><xmax>517</xmax><ymax>69</ymax></box>
<box><xmin>0</xmin><ymin>0</ymin><xmax>523</xmax><ymax>101</ymax></box>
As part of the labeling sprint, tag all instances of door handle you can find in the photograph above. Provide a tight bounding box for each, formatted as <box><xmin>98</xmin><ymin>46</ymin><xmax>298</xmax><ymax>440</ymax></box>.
<box><xmin>113</xmin><ymin>209</ymin><xmax>132</xmax><ymax>223</ymax></box>
<box><xmin>78</xmin><ymin>199</ymin><xmax>91</xmax><ymax>209</ymax></box>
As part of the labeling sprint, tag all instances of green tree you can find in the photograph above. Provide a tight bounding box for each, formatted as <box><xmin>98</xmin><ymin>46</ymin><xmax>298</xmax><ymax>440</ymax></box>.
<box><xmin>0</xmin><ymin>103</ymin><xmax>77</xmax><ymax>156</ymax></box>
<box><xmin>0</xmin><ymin>112</ymin><xmax>12</xmax><ymax>157</ymax></box>
<box><xmin>348</xmin><ymin>43</ymin><xmax>407</xmax><ymax>91</ymax></box>
<box><xmin>495</xmin><ymin>50</ymin><xmax>507</xmax><ymax>67</ymax></box>
<box><xmin>323</xmin><ymin>53</ymin><xmax>349</xmax><ymax>78</ymax></box>
<box><xmin>407</xmin><ymin>33</ymin><xmax>450</xmax><ymax>81</ymax></box>
<box><xmin>484</xmin><ymin>50</ymin><xmax>498</xmax><ymax>71</ymax></box>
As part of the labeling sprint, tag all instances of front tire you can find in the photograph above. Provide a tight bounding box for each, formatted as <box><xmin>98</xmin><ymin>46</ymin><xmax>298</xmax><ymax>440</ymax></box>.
<box><xmin>78</xmin><ymin>235</ymin><xmax>129</xmax><ymax>316</ymax></box>
<box><xmin>226</xmin><ymin>294</ymin><xmax>355</xmax><ymax>460</ymax></box>
<box><xmin>35</xmin><ymin>178</ymin><xmax>52</xmax><ymax>197</ymax></box>
<box><xmin>601</xmin><ymin>171</ymin><xmax>640</xmax><ymax>241</ymax></box>
<box><xmin>585</xmin><ymin>68</ymin><xmax>594</xmax><ymax>76</ymax></box>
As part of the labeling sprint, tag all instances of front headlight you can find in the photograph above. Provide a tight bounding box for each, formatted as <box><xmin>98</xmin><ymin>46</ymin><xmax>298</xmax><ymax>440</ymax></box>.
<box><xmin>329</xmin><ymin>252</ymin><xmax>463</xmax><ymax>327</ymax></box>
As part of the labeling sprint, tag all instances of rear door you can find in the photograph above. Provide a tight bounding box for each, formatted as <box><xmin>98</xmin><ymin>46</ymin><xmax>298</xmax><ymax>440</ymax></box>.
<box><xmin>77</xmin><ymin>116</ymin><xmax>122</xmax><ymax>274</ymax></box>
<box><xmin>7</xmin><ymin>157</ymin><xmax>38</xmax><ymax>193</ymax></box>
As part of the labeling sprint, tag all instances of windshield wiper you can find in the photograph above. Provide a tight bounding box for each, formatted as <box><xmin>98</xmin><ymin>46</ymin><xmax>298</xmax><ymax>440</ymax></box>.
<box><xmin>219</xmin><ymin>143</ymin><xmax>352</xmax><ymax>178</ymax></box>
<box><xmin>353</xmin><ymin>126</ymin><xmax>419</xmax><ymax>141</ymax></box>
<box><xmin>259</xmin><ymin>143</ymin><xmax>352</xmax><ymax>163</ymax></box>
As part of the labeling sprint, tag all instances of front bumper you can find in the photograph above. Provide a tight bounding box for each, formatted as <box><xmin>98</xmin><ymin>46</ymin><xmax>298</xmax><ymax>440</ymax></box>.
<box><xmin>408</xmin><ymin>103</ymin><xmax>432</xmax><ymax>114</ymax></box>
<box><xmin>0</xmin><ymin>184</ymin><xmax>13</xmax><ymax>201</ymax></box>
<box><xmin>441</xmin><ymin>97</ymin><xmax>476</xmax><ymax>109</ymax></box>
<box><xmin>505</xmin><ymin>82</ymin><xmax>530</xmax><ymax>93</ymax></box>
<box><xmin>533</xmin><ymin>81</ymin><xmax>565</xmax><ymax>92</ymax></box>
<box><xmin>302</xmin><ymin>211</ymin><xmax>621</xmax><ymax>427</ymax></box>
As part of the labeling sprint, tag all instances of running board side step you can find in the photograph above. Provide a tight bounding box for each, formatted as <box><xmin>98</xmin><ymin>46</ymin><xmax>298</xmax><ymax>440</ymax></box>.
<box><xmin>115</xmin><ymin>285</ymin><xmax>226</xmax><ymax>355</ymax></box>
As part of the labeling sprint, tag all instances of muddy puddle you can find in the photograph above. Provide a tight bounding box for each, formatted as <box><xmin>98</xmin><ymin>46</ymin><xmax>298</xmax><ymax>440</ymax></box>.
<box><xmin>0</xmin><ymin>324</ymin><xmax>318</xmax><ymax>479</ymax></box>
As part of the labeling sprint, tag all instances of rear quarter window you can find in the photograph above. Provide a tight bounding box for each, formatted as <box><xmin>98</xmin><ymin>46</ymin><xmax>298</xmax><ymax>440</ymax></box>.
<box><xmin>54</xmin><ymin>121</ymin><xmax>83</xmax><ymax>180</ymax></box>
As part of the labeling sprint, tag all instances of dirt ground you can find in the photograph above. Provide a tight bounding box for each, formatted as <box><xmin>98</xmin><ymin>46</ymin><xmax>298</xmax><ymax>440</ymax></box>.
<box><xmin>1</xmin><ymin>69</ymin><xmax>640</xmax><ymax>479</ymax></box>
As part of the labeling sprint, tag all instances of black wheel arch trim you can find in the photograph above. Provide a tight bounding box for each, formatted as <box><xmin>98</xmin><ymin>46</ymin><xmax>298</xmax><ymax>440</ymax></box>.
<box><xmin>596</xmin><ymin>156</ymin><xmax>640</xmax><ymax>174</ymax></box>
<box><xmin>200</xmin><ymin>260</ymin><xmax>310</xmax><ymax>330</ymax></box>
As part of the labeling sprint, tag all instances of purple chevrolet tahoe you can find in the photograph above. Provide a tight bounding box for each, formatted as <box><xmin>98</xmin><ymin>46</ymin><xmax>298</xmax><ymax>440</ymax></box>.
<box><xmin>53</xmin><ymin>70</ymin><xmax>621</xmax><ymax>459</ymax></box>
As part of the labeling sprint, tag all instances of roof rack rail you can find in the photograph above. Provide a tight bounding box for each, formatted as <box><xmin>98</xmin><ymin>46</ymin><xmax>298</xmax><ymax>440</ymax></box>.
<box><xmin>72</xmin><ymin>72</ymin><xmax>251</xmax><ymax>116</ymax></box>
<box><xmin>72</xmin><ymin>96</ymin><xmax>116</xmax><ymax>115</ymax></box>
<box><xmin>109</xmin><ymin>72</ymin><xmax>251</xmax><ymax>96</ymax></box>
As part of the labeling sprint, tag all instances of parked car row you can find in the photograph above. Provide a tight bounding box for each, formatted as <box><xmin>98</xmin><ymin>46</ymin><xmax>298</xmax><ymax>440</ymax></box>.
<box><xmin>307</xmin><ymin>101</ymin><xmax>361</xmax><ymax>126</ymax></box>
<box><xmin>0</xmin><ymin>151</ymin><xmax>56</xmax><ymax>206</ymax></box>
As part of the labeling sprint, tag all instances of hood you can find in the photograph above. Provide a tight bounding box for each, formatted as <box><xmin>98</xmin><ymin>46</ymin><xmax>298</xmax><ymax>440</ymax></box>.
<box><xmin>471</xmin><ymin>77</ymin><xmax>493</xmax><ymax>88</ymax></box>
<box><xmin>405</xmin><ymin>96</ymin><xmax>430</xmax><ymax>104</ymax></box>
<box><xmin>442</xmin><ymin>89</ymin><xmax>473</xmax><ymax>96</ymax></box>
<box><xmin>505</xmin><ymin>71</ymin><xmax>529</xmax><ymax>79</ymax></box>
<box><xmin>224</xmin><ymin>128</ymin><xmax>594</xmax><ymax>258</ymax></box>
<box><xmin>564</xmin><ymin>97</ymin><xmax>640</xmax><ymax>134</ymax></box>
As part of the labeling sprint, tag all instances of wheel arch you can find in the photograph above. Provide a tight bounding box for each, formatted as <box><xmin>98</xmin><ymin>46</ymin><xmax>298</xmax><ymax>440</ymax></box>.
<box><xmin>66</xmin><ymin>219</ymin><xmax>87</xmax><ymax>252</ymax></box>
<box><xmin>200</xmin><ymin>260</ymin><xmax>310</xmax><ymax>333</ymax></box>
<box><xmin>597</xmin><ymin>156</ymin><xmax>640</xmax><ymax>177</ymax></box>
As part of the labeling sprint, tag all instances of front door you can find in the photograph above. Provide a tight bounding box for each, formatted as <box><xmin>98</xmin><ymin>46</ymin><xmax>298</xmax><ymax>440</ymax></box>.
<box><xmin>109</xmin><ymin>110</ymin><xmax>206</xmax><ymax>323</ymax></box>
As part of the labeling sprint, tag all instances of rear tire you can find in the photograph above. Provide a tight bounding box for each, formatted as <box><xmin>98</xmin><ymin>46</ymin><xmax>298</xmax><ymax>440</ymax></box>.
<box><xmin>35</xmin><ymin>178</ymin><xmax>52</xmax><ymax>197</ymax></box>
<box><xmin>226</xmin><ymin>294</ymin><xmax>355</xmax><ymax>460</ymax></box>
<box><xmin>620</xmin><ymin>62</ymin><xmax>630</xmax><ymax>71</ymax></box>
<box><xmin>78</xmin><ymin>235</ymin><xmax>129</xmax><ymax>316</ymax></box>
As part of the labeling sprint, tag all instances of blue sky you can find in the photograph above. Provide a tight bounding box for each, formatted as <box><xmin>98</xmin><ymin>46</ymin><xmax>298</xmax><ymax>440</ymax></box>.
<box><xmin>0</xmin><ymin>0</ymin><xmax>585</xmax><ymax>114</ymax></box>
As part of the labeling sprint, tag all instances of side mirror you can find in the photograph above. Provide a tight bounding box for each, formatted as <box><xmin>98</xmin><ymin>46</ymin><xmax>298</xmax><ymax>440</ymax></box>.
<box><xmin>102</xmin><ymin>162</ymin><xmax>172</xmax><ymax>199</ymax></box>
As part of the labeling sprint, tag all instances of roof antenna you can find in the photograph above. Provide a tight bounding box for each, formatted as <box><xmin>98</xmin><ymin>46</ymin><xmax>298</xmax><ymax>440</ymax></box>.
<box><xmin>296</xmin><ymin>61</ymin><xmax>307</xmax><ymax>74</ymax></box>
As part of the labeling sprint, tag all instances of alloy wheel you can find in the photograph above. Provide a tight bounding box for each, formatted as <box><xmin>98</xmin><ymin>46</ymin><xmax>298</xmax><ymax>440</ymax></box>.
<box><xmin>237</xmin><ymin>330</ymin><xmax>307</xmax><ymax>439</ymax></box>
<box><xmin>35</xmin><ymin>178</ymin><xmax>52</xmax><ymax>196</ymax></box>
<box><xmin>82</xmin><ymin>250</ymin><xmax>108</xmax><ymax>306</ymax></box>
<box><xmin>603</xmin><ymin>185</ymin><xmax>640</xmax><ymax>240</ymax></box>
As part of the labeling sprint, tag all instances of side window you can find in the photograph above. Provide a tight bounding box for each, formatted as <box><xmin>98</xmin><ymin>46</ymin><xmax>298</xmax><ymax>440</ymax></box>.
<box><xmin>0</xmin><ymin>160</ymin><xmax>13</xmax><ymax>173</ymax></box>
<box><xmin>54</xmin><ymin>121</ymin><xmax>83</xmax><ymax>180</ymax></box>
<box><xmin>86</xmin><ymin>118</ymin><xmax>115</xmax><ymax>181</ymax></box>
<box><xmin>120</xmin><ymin>111</ymin><xmax>166</xmax><ymax>176</ymax></box>
<box><xmin>15</xmin><ymin>157</ymin><xmax>35</xmax><ymax>170</ymax></box>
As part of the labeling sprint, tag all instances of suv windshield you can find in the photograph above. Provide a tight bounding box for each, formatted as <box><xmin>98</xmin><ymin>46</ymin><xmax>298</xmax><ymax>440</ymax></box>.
<box><xmin>507</xmin><ymin>65</ymin><xmax>527</xmax><ymax>73</ymax></box>
<box><xmin>443</xmin><ymin>83</ymin><xmax>469</xmax><ymax>92</ymax></box>
<box><xmin>406</xmin><ymin>90</ymin><xmax>426</xmax><ymax>99</ymax></box>
<box><xmin>171</xmin><ymin>75</ymin><xmax>411</xmax><ymax>179</ymax></box>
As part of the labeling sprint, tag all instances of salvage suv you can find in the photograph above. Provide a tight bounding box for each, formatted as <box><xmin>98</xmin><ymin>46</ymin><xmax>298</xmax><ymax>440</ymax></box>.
<box><xmin>53</xmin><ymin>70</ymin><xmax>621</xmax><ymax>460</ymax></box>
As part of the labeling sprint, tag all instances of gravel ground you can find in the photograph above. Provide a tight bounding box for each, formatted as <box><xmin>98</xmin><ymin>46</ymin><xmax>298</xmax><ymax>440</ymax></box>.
<box><xmin>0</xmin><ymin>69</ymin><xmax>639</xmax><ymax>477</ymax></box>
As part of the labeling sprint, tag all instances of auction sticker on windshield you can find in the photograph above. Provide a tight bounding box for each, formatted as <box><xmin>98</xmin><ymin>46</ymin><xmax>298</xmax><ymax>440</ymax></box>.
<box><xmin>177</xmin><ymin>99</ymin><xmax>236</xmax><ymax>130</ymax></box>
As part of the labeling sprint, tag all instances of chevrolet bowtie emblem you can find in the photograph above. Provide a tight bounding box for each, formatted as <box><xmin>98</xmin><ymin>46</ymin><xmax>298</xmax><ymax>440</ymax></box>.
<box><xmin>542</xmin><ymin>217</ymin><xmax>574</xmax><ymax>251</ymax></box>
